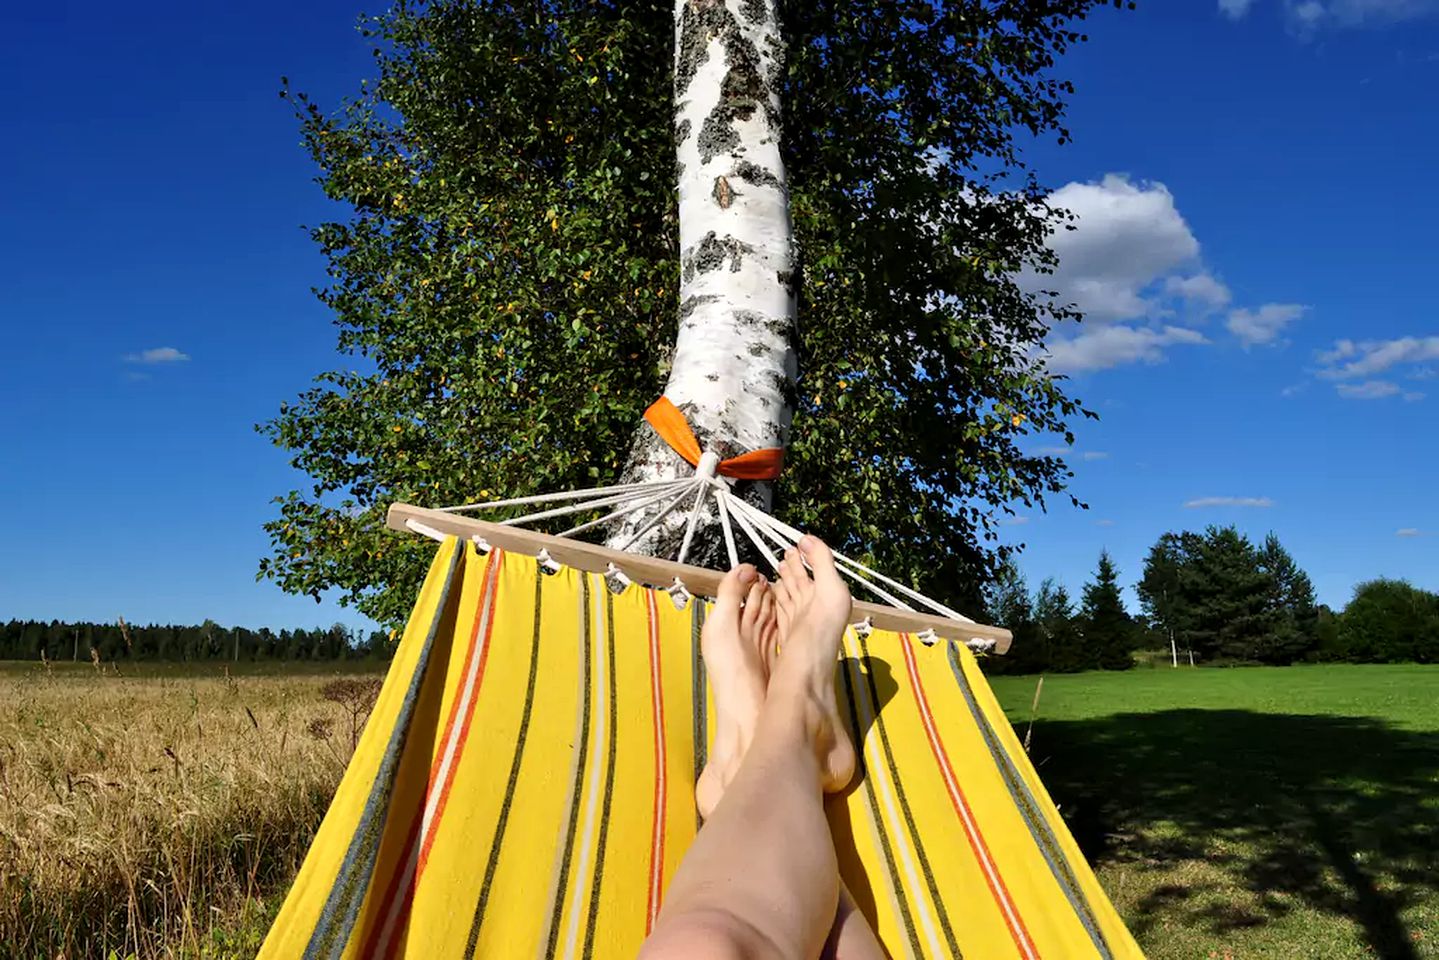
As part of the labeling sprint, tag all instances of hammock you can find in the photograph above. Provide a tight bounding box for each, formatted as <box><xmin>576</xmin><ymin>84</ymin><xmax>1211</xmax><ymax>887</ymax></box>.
<box><xmin>259</xmin><ymin>535</ymin><xmax>1142</xmax><ymax>959</ymax></box>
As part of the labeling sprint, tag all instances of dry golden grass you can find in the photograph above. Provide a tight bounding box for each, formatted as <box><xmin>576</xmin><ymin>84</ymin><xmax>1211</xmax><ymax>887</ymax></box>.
<box><xmin>0</xmin><ymin>662</ymin><xmax>381</xmax><ymax>959</ymax></box>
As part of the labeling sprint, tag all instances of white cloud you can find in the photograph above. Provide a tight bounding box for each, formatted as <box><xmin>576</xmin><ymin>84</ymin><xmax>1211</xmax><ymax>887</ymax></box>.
<box><xmin>1227</xmin><ymin>303</ymin><xmax>1307</xmax><ymax>347</ymax></box>
<box><xmin>1317</xmin><ymin>336</ymin><xmax>1439</xmax><ymax>380</ymax></box>
<box><xmin>1184</xmin><ymin>496</ymin><xmax>1275</xmax><ymax>509</ymax></box>
<box><xmin>1225</xmin><ymin>0</ymin><xmax>1439</xmax><ymax>28</ymax></box>
<box><xmin>999</xmin><ymin>515</ymin><xmax>1031</xmax><ymax>526</ymax></box>
<box><xmin>1044</xmin><ymin>325</ymin><xmax>1208</xmax><ymax>373</ymax></box>
<box><xmin>1036</xmin><ymin>175</ymin><xmax>1203</xmax><ymax>323</ymax></box>
<box><xmin>1095</xmin><ymin>518</ymin><xmax>1116</xmax><ymax>527</ymax></box>
<box><xmin>1396</xmin><ymin>527</ymin><xmax>1425</xmax><ymax>537</ymax></box>
<box><xmin>125</xmin><ymin>346</ymin><xmax>190</xmax><ymax>364</ymax></box>
<box><xmin>1031</xmin><ymin>174</ymin><xmax>1296</xmax><ymax>372</ymax></box>
<box><xmin>1285</xmin><ymin>0</ymin><xmax>1439</xmax><ymax>28</ymax></box>
<box><xmin>1030</xmin><ymin>444</ymin><xmax>1111</xmax><ymax>461</ymax></box>
<box><xmin>1336</xmin><ymin>379</ymin><xmax>1402</xmax><ymax>400</ymax></box>
<box><xmin>1165</xmin><ymin>273</ymin><xmax>1233</xmax><ymax>309</ymax></box>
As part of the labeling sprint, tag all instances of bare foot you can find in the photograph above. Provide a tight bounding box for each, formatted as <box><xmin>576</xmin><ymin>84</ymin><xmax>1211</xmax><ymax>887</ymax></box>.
<box><xmin>695</xmin><ymin>564</ymin><xmax>778</xmax><ymax>820</ymax></box>
<box><xmin>770</xmin><ymin>536</ymin><xmax>857</xmax><ymax>794</ymax></box>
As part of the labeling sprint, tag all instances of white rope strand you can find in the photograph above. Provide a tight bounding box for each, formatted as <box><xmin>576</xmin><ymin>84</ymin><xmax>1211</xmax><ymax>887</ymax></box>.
<box><xmin>724</xmin><ymin>497</ymin><xmax>783</xmax><ymax>573</ymax></box>
<box><xmin>725</xmin><ymin>497</ymin><xmax>919</xmax><ymax>611</ymax></box>
<box><xmin>725</xmin><ymin>498</ymin><xmax>973</xmax><ymax>622</ymax></box>
<box><xmin>675</xmin><ymin>481</ymin><xmax>710</xmax><ymax>566</ymax></box>
<box><xmin>614</xmin><ymin>479</ymin><xmax>705</xmax><ymax>552</ymax></box>
<box><xmin>438</xmin><ymin>478</ymin><xmax>683</xmax><ymax>513</ymax></box>
<box><xmin>405</xmin><ymin>518</ymin><xmax>448</xmax><ymax>541</ymax></box>
<box><xmin>712</xmin><ymin>485</ymin><xmax>741</xmax><ymax>570</ymax></box>
<box><xmin>498</xmin><ymin>481</ymin><xmax>690</xmax><ymax>528</ymax></box>
<box><xmin>554</xmin><ymin>482</ymin><xmax>695</xmax><ymax>538</ymax></box>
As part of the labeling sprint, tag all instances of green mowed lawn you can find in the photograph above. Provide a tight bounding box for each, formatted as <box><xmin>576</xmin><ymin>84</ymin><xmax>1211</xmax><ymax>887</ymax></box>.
<box><xmin>989</xmin><ymin>664</ymin><xmax>1439</xmax><ymax>959</ymax></box>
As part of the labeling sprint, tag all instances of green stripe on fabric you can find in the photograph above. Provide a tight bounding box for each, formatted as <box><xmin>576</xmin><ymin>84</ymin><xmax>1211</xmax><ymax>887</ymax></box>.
<box><xmin>540</xmin><ymin>574</ymin><xmax>595</xmax><ymax>960</ymax></box>
<box><xmin>839</xmin><ymin>651</ymin><xmax>924</xmax><ymax>960</ymax></box>
<box><xmin>462</xmin><ymin>563</ymin><xmax>545</xmax><ymax>958</ymax></box>
<box><xmin>945</xmin><ymin>642</ymin><xmax>1113</xmax><ymax>959</ymax></box>
<box><xmin>690</xmin><ymin>600</ymin><xmax>707</xmax><ymax>830</ymax></box>
<box><xmin>581</xmin><ymin>590</ymin><xmax>622</xmax><ymax>960</ymax></box>
<box><xmin>304</xmin><ymin>540</ymin><xmax>464</xmax><ymax>960</ymax></box>
<box><xmin>857</xmin><ymin>632</ymin><xmax>963</xmax><ymax>960</ymax></box>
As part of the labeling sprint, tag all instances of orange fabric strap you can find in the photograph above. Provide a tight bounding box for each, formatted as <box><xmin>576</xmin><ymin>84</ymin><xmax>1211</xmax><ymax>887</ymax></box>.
<box><xmin>643</xmin><ymin>397</ymin><xmax>785</xmax><ymax>481</ymax></box>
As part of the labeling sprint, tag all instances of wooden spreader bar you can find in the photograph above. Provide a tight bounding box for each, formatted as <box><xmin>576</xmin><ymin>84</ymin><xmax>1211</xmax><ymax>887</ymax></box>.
<box><xmin>387</xmin><ymin>502</ymin><xmax>1011</xmax><ymax>653</ymax></box>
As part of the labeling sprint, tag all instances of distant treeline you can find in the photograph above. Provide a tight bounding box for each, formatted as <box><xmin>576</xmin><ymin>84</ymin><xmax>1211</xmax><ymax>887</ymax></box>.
<box><xmin>985</xmin><ymin>524</ymin><xmax>1439</xmax><ymax>674</ymax></box>
<box><xmin>0</xmin><ymin>618</ymin><xmax>391</xmax><ymax>663</ymax></box>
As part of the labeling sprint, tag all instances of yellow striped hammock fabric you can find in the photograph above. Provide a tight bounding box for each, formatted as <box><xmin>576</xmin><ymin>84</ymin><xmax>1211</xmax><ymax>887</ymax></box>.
<box><xmin>260</xmin><ymin>486</ymin><xmax>1143</xmax><ymax>959</ymax></box>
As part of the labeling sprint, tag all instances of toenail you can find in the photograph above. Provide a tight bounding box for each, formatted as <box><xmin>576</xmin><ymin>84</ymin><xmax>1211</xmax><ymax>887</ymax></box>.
<box><xmin>738</xmin><ymin>566</ymin><xmax>756</xmax><ymax>583</ymax></box>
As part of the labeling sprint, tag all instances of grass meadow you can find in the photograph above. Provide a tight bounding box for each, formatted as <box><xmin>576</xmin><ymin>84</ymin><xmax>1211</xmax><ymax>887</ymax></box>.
<box><xmin>990</xmin><ymin>664</ymin><xmax>1439</xmax><ymax>959</ymax></box>
<box><xmin>1</xmin><ymin>659</ymin><xmax>1434</xmax><ymax>958</ymax></box>
<box><xmin>0</xmin><ymin>661</ymin><xmax>382</xmax><ymax>959</ymax></box>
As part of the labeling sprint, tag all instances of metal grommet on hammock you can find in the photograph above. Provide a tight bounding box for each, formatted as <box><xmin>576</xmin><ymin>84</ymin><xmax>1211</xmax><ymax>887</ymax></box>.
<box><xmin>665</xmin><ymin>576</ymin><xmax>692</xmax><ymax>611</ymax></box>
<box><xmin>604</xmin><ymin>562</ymin><xmax>632</xmax><ymax>593</ymax></box>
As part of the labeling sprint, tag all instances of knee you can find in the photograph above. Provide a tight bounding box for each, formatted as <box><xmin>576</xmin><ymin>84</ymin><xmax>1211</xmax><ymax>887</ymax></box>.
<box><xmin>638</xmin><ymin>908</ymin><xmax>785</xmax><ymax>960</ymax></box>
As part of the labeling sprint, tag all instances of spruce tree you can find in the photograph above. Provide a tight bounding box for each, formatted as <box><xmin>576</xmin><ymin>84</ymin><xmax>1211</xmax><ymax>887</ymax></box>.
<box><xmin>982</xmin><ymin>559</ymin><xmax>1047</xmax><ymax>675</ymax></box>
<box><xmin>1256</xmin><ymin>532</ymin><xmax>1318</xmax><ymax>663</ymax></box>
<box><xmin>1036</xmin><ymin>578</ymin><xmax>1086</xmax><ymax>673</ymax></box>
<box><xmin>1080</xmin><ymin>550</ymin><xmax>1135</xmax><ymax>670</ymax></box>
<box><xmin>1185</xmin><ymin>527</ymin><xmax>1273</xmax><ymax>662</ymax></box>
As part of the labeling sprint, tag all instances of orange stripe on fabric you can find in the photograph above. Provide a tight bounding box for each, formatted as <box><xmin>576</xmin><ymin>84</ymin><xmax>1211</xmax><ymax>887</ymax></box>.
<box><xmin>644</xmin><ymin>590</ymin><xmax>667</xmax><ymax>933</ymax></box>
<box><xmin>364</xmin><ymin>547</ymin><xmax>503</xmax><ymax>960</ymax></box>
<box><xmin>899</xmin><ymin>634</ymin><xmax>1040</xmax><ymax>960</ymax></box>
<box><xmin>413</xmin><ymin>549</ymin><xmax>504</xmax><ymax>871</ymax></box>
<box><xmin>642</xmin><ymin>397</ymin><xmax>784</xmax><ymax>480</ymax></box>
<box><xmin>356</xmin><ymin>803</ymin><xmax>424</xmax><ymax>960</ymax></box>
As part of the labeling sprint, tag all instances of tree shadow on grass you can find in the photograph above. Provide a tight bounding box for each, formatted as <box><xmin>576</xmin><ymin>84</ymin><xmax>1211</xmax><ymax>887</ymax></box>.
<box><xmin>1029</xmin><ymin>710</ymin><xmax>1439</xmax><ymax>959</ymax></box>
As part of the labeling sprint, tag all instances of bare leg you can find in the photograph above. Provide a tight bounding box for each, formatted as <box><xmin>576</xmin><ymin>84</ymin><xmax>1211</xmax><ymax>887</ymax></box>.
<box><xmin>823</xmin><ymin>882</ymin><xmax>888</xmax><ymax>960</ymax></box>
<box><xmin>640</xmin><ymin>536</ymin><xmax>858</xmax><ymax>960</ymax></box>
<box><xmin>698</xmin><ymin>566</ymin><xmax>884</xmax><ymax>958</ymax></box>
<box><xmin>696</xmin><ymin>564</ymin><xmax>777</xmax><ymax>819</ymax></box>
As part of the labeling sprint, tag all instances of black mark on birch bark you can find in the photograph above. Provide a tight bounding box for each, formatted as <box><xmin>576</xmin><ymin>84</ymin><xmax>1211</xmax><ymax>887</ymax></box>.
<box><xmin>683</xmin><ymin>232</ymin><xmax>752</xmax><ymax>280</ymax></box>
<box><xmin>733</xmin><ymin>159</ymin><xmax>780</xmax><ymax>189</ymax></box>
<box><xmin>679</xmin><ymin>294</ymin><xmax>720</xmax><ymax>321</ymax></box>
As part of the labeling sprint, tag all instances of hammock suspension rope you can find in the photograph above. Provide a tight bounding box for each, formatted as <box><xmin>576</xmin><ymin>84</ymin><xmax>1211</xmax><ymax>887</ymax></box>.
<box><xmin>404</xmin><ymin>398</ymin><xmax>987</xmax><ymax>646</ymax></box>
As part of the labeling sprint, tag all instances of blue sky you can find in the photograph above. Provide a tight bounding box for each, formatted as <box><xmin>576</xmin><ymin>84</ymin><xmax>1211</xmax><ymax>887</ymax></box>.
<box><xmin>1</xmin><ymin>0</ymin><xmax>1434</xmax><ymax>631</ymax></box>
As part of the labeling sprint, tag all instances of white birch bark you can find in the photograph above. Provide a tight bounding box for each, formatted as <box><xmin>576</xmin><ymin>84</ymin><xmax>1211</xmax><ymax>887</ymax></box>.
<box><xmin>608</xmin><ymin>0</ymin><xmax>796</xmax><ymax>561</ymax></box>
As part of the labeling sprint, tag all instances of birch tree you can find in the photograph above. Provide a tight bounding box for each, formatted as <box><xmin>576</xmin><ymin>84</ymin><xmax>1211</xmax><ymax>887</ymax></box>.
<box><xmin>610</xmin><ymin>0</ymin><xmax>795</xmax><ymax>556</ymax></box>
<box><xmin>261</xmin><ymin>0</ymin><xmax>1112</xmax><ymax>628</ymax></box>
